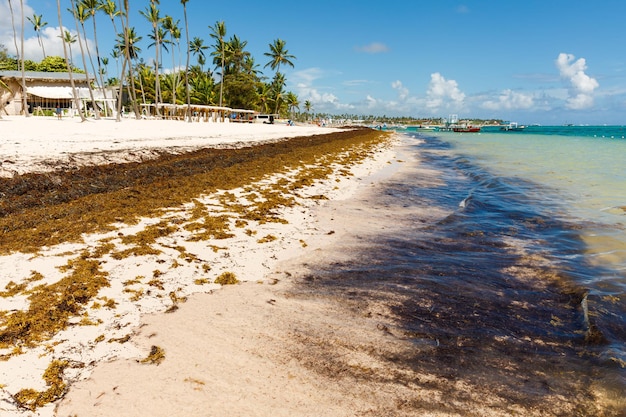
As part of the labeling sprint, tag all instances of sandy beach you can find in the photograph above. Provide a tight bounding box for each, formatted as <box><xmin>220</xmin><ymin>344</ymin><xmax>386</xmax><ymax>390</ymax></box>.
<box><xmin>0</xmin><ymin>116</ymin><xmax>336</xmax><ymax>178</ymax></box>
<box><xmin>2</xmin><ymin>116</ymin><xmax>620</xmax><ymax>417</ymax></box>
<box><xmin>0</xmin><ymin>116</ymin><xmax>405</xmax><ymax>416</ymax></box>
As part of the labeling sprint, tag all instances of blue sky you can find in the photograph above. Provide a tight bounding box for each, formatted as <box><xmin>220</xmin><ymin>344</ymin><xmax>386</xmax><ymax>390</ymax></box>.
<box><xmin>2</xmin><ymin>0</ymin><xmax>626</xmax><ymax>124</ymax></box>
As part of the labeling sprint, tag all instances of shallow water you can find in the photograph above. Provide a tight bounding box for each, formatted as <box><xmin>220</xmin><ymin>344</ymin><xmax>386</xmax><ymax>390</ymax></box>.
<box><xmin>298</xmin><ymin>130</ymin><xmax>626</xmax><ymax>414</ymax></box>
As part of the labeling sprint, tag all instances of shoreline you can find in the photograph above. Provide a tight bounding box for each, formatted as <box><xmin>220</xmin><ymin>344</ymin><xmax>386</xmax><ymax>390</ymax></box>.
<box><xmin>0</xmin><ymin>117</ymin><xmax>400</xmax><ymax>416</ymax></box>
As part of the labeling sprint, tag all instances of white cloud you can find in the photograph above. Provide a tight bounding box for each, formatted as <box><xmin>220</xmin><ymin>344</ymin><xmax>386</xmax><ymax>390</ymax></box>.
<box><xmin>426</xmin><ymin>72</ymin><xmax>465</xmax><ymax>111</ymax></box>
<box><xmin>291</xmin><ymin>67</ymin><xmax>325</xmax><ymax>85</ymax></box>
<box><xmin>482</xmin><ymin>89</ymin><xmax>534</xmax><ymax>110</ymax></box>
<box><xmin>355</xmin><ymin>42</ymin><xmax>389</xmax><ymax>54</ymax></box>
<box><xmin>293</xmin><ymin>75</ymin><xmax>354</xmax><ymax>113</ymax></box>
<box><xmin>391</xmin><ymin>80</ymin><xmax>409</xmax><ymax>101</ymax></box>
<box><xmin>0</xmin><ymin>0</ymin><xmax>35</xmax><ymax>56</ymax></box>
<box><xmin>556</xmin><ymin>52</ymin><xmax>599</xmax><ymax>109</ymax></box>
<box><xmin>0</xmin><ymin>0</ymin><xmax>96</xmax><ymax>64</ymax></box>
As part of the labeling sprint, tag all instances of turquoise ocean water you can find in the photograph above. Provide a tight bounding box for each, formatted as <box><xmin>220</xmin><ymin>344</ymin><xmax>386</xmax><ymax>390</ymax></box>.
<box><xmin>303</xmin><ymin>125</ymin><xmax>625</xmax><ymax>411</ymax></box>
<box><xmin>418</xmin><ymin>126</ymin><xmax>626</xmax><ymax>370</ymax></box>
<box><xmin>432</xmin><ymin>126</ymin><xmax>626</xmax><ymax>289</ymax></box>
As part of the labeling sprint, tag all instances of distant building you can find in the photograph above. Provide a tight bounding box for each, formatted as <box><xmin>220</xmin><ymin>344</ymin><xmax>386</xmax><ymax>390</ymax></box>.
<box><xmin>0</xmin><ymin>71</ymin><xmax>116</xmax><ymax>117</ymax></box>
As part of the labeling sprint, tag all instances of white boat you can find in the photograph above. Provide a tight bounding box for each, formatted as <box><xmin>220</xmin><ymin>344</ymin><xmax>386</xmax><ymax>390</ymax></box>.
<box><xmin>500</xmin><ymin>122</ymin><xmax>526</xmax><ymax>131</ymax></box>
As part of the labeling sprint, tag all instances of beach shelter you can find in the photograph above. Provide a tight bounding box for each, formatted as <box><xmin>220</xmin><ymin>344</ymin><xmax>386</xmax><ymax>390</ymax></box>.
<box><xmin>0</xmin><ymin>71</ymin><xmax>117</xmax><ymax>117</ymax></box>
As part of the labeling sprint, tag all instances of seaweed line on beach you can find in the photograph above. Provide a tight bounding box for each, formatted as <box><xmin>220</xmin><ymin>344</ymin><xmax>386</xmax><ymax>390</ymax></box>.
<box><xmin>0</xmin><ymin>128</ymin><xmax>393</xmax><ymax>412</ymax></box>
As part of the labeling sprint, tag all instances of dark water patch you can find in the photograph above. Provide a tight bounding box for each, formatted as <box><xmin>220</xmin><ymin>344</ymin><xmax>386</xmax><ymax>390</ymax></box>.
<box><xmin>292</xmin><ymin>135</ymin><xmax>625</xmax><ymax>415</ymax></box>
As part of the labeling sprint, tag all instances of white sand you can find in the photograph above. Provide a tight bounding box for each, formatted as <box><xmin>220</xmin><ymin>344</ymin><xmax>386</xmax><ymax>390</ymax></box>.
<box><xmin>0</xmin><ymin>116</ymin><xmax>405</xmax><ymax>417</ymax></box>
<box><xmin>0</xmin><ymin>116</ymin><xmax>334</xmax><ymax>177</ymax></box>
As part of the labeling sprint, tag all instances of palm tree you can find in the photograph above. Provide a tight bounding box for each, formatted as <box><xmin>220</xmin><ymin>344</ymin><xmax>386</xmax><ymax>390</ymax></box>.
<box><xmin>81</xmin><ymin>0</ymin><xmax>110</xmax><ymax>115</ymax></box>
<box><xmin>285</xmin><ymin>91</ymin><xmax>299</xmax><ymax>120</ymax></box>
<box><xmin>102</xmin><ymin>0</ymin><xmax>136</xmax><ymax>118</ymax></box>
<box><xmin>69</xmin><ymin>0</ymin><xmax>100</xmax><ymax>119</ymax></box>
<box><xmin>114</xmin><ymin>0</ymin><xmax>141</xmax><ymax>119</ymax></box>
<box><xmin>101</xmin><ymin>56</ymin><xmax>109</xmax><ymax>80</ymax></box>
<box><xmin>257</xmin><ymin>83</ymin><xmax>272</xmax><ymax>114</ymax></box>
<box><xmin>270</xmin><ymin>72</ymin><xmax>286</xmax><ymax>115</ymax></box>
<box><xmin>225</xmin><ymin>35</ymin><xmax>250</xmax><ymax>76</ymax></box>
<box><xmin>57</xmin><ymin>0</ymin><xmax>86</xmax><ymax>122</ymax></box>
<box><xmin>8</xmin><ymin>0</ymin><xmax>28</xmax><ymax>116</ymax></box>
<box><xmin>242</xmin><ymin>56</ymin><xmax>260</xmax><ymax>77</ymax></box>
<box><xmin>61</xmin><ymin>30</ymin><xmax>78</xmax><ymax>59</ymax></box>
<box><xmin>140</xmin><ymin>1</ymin><xmax>163</xmax><ymax>117</ymax></box>
<box><xmin>101</xmin><ymin>1</ymin><xmax>121</xmax><ymax>80</ymax></box>
<box><xmin>189</xmin><ymin>37</ymin><xmax>208</xmax><ymax>71</ymax></box>
<box><xmin>162</xmin><ymin>15</ymin><xmax>180</xmax><ymax>105</ymax></box>
<box><xmin>264</xmin><ymin>39</ymin><xmax>295</xmax><ymax>114</ymax></box>
<box><xmin>209</xmin><ymin>21</ymin><xmax>226</xmax><ymax>107</ymax></box>
<box><xmin>115</xmin><ymin>26</ymin><xmax>142</xmax><ymax>120</ymax></box>
<box><xmin>180</xmin><ymin>0</ymin><xmax>191</xmax><ymax>122</ymax></box>
<box><xmin>19</xmin><ymin>0</ymin><xmax>28</xmax><ymax>116</ymax></box>
<box><xmin>27</xmin><ymin>14</ymin><xmax>48</xmax><ymax>59</ymax></box>
<box><xmin>304</xmin><ymin>100</ymin><xmax>312</xmax><ymax>121</ymax></box>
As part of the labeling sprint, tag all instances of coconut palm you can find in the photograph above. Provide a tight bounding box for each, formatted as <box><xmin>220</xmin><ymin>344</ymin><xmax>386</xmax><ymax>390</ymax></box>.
<box><xmin>101</xmin><ymin>56</ymin><xmax>109</xmax><ymax>80</ymax></box>
<box><xmin>61</xmin><ymin>30</ymin><xmax>77</xmax><ymax>58</ymax></box>
<box><xmin>80</xmin><ymin>0</ymin><xmax>110</xmax><ymax>115</ymax></box>
<box><xmin>102</xmin><ymin>0</ymin><xmax>137</xmax><ymax>118</ymax></box>
<box><xmin>19</xmin><ymin>0</ymin><xmax>28</xmax><ymax>116</ymax></box>
<box><xmin>270</xmin><ymin>72</ymin><xmax>286</xmax><ymax>115</ymax></box>
<box><xmin>257</xmin><ymin>82</ymin><xmax>272</xmax><ymax>114</ymax></box>
<box><xmin>7</xmin><ymin>0</ymin><xmax>27</xmax><ymax>115</ymax></box>
<box><xmin>264</xmin><ymin>39</ymin><xmax>295</xmax><ymax>114</ymax></box>
<box><xmin>209</xmin><ymin>21</ymin><xmax>226</xmax><ymax>107</ymax></box>
<box><xmin>101</xmin><ymin>0</ymin><xmax>121</xmax><ymax>79</ymax></box>
<box><xmin>57</xmin><ymin>0</ymin><xmax>87</xmax><ymax>122</ymax></box>
<box><xmin>27</xmin><ymin>13</ymin><xmax>48</xmax><ymax>59</ymax></box>
<box><xmin>189</xmin><ymin>37</ymin><xmax>208</xmax><ymax>71</ymax></box>
<box><xmin>242</xmin><ymin>56</ymin><xmax>260</xmax><ymax>77</ymax></box>
<box><xmin>69</xmin><ymin>0</ymin><xmax>100</xmax><ymax>119</ymax></box>
<box><xmin>285</xmin><ymin>91</ymin><xmax>299</xmax><ymax>120</ymax></box>
<box><xmin>115</xmin><ymin>26</ymin><xmax>142</xmax><ymax>119</ymax></box>
<box><xmin>180</xmin><ymin>0</ymin><xmax>191</xmax><ymax>121</ymax></box>
<box><xmin>140</xmin><ymin>1</ymin><xmax>163</xmax><ymax>117</ymax></box>
<box><xmin>114</xmin><ymin>0</ymin><xmax>141</xmax><ymax>119</ymax></box>
<box><xmin>162</xmin><ymin>15</ymin><xmax>180</xmax><ymax>105</ymax></box>
<box><xmin>224</xmin><ymin>35</ymin><xmax>249</xmax><ymax>76</ymax></box>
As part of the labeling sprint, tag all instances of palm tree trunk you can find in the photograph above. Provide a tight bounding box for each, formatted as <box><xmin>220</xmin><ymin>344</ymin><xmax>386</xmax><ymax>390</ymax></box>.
<box><xmin>91</xmin><ymin>11</ymin><xmax>109</xmax><ymax>117</ymax></box>
<box><xmin>8</xmin><ymin>0</ymin><xmax>26</xmax><ymax>116</ymax></box>
<box><xmin>154</xmin><ymin>31</ymin><xmax>161</xmax><ymax>118</ymax></box>
<box><xmin>40</xmin><ymin>32</ymin><xmax>47</xmax><ymax>58</ymax></box>
<box><xmin>70</xmin><ymin>0</ymin><xmax>100</xmax><ymax>119</ymax></box>
<box><xmin>115</xmin><ymin>51</ymin><xmax>127</xmax><ymax>121</ymax></box>
<box><xmin>19</xmin><ymin>0</ymin><xmax>30</xmax><ymax>117</ymax></box>
<box><xmin>57</xmin><ymin>0</ymin><xmax>86</xmax><ymax>122</ymax></box>
<box><xmin>171</xmin><ymin>35</ymin><xmax>178</xmax><ymax>106</ymax></box>
<box><xmin>182</xmin><ymin>2</ymin><xmax>191</xmax><ymax>122</ymax></box>
<box><xmin>117</xmin><ymin>0</ymin><xmax>140</xmax><ymax>119</ymax></box>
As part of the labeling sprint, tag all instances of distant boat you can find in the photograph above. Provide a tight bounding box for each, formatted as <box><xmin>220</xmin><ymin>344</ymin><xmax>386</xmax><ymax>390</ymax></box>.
<box><xmin>500</xmin><ymin>122</ymin><xmax>526</xmax><ymax>132</ymax></box>
<box><xmin>452</xmin><ymin>126</ymin><xmax>481</xmax><ymax>132</ymax></box>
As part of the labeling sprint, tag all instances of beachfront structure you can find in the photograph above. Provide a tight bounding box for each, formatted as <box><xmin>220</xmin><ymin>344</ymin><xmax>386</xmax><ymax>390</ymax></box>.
<box><xmin>138</xmin><ymin>104</ymin><xmax>260</xmax><ymax>123</ymax></box>
<box><xmin>0</xmin><ymin>71</ymin><xmax>116</xmax><ymax>117</ymax></box>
